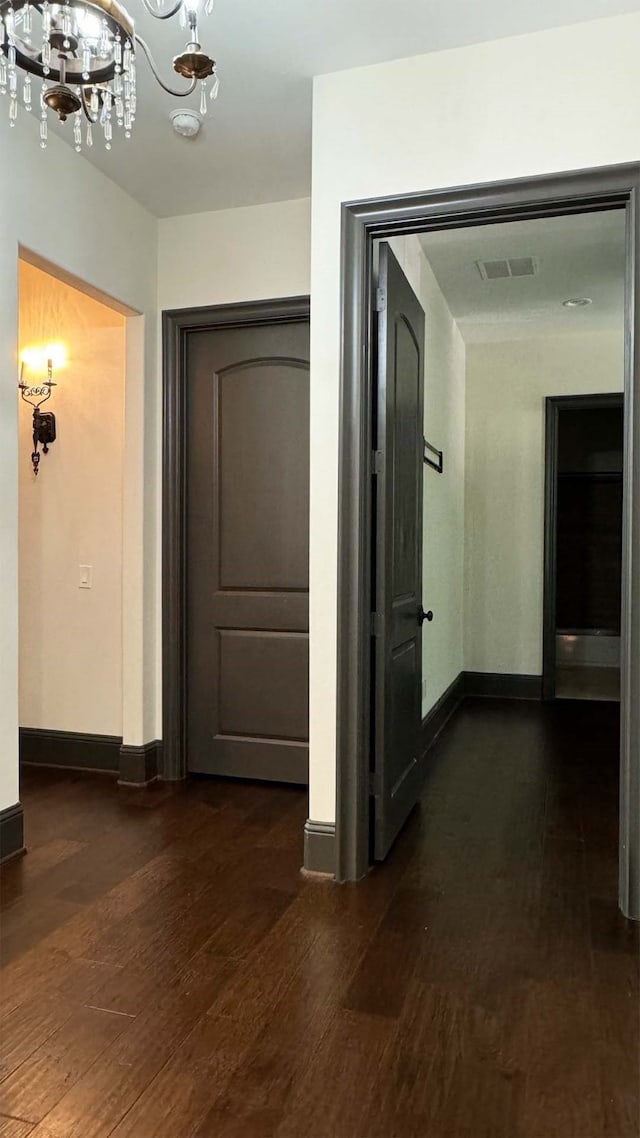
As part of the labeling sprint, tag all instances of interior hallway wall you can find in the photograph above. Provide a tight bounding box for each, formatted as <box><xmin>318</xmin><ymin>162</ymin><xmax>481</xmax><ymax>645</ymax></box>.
<box><xmin>309</xmin><ymin>11</ymin><xmax>640</xmax><ymax>824</ymax></box>
<box><xmin>388</xmin><ymin>236</ymin><xmax>466</xmax><ymax>717</ymax></box>
<box><xmin>464</xmin><ymin>332</ymin><xmax>624</xmax><ymax>677</ymax></box>
<box><xmin>0</xmin><ymin>113</ymin><xmax>157</xmax><ymax>815</ymax></box>
<box><xmin>158</xmin><ymin>197</ymin><xmax>311</xmax><ymax>310</ymax></box>
<box><xmin>18</xmin><ymin>262</ymin><xmax>125</xmax><ymax>736</ymax></box>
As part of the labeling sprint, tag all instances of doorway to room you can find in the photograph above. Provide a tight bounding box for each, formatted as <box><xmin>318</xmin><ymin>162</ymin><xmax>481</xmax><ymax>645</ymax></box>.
<box><xmin>543</xmin><ymin>393</ymin><xmax>624</xmax><ymax>702</ymax></box>
<box><xmin>370</xmin><ymin>212</ymin><xmax>626</xmax><ymax>868</ymax></box>
<box><xmin>15</xmin><ymin>248</ymin><xmax>148</xmax><ymax>799</ymax></box>
<box><xmin>335</xmin><ymin>166</ymin><xmax>639</xmax><ymax>920</ymax></box>
<box><xmin>17</xmin><ymin>255</ymin><xmax>127</xmax><ymax>777</ymax></box>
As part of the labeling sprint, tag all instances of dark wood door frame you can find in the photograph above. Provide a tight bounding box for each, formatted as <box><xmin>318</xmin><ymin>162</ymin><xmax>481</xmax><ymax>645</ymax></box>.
<box><xmin>336</xmin><ymin>163</ymin><xmax>640</xmax><ymax>921</ymax></box>
<box><xmin>162</xmin><ymin>296</ymin><xmax>310</xmax><ymax>783</ymax></box>
<box><xmin>542</xmin><ymin>392</ymin><xmax>625</xmax><ymax>701</ymax></box>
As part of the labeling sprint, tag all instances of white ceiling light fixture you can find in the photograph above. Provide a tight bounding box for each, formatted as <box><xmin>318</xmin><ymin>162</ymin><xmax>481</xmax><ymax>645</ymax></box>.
<box><xmin>562</xmin><ymin>297</ymin><xmax>593</xmax><ymax>307</ymax></box>
<box><xmin>0</xmin><ymin>0</ymin><xmax>219</xmax><ymax>151</ymax></box>
<box><xmin>170</xmin><ymin>105</ymin><xmax>200</xmax><ymax>136</ymax></box>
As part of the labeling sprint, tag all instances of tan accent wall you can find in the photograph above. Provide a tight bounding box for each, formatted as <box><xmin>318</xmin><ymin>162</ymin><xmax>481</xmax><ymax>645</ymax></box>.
<box><xmin>18</xmin><ymin>260</ymin><xmax>126</xmax><ymax>736</ymax></box>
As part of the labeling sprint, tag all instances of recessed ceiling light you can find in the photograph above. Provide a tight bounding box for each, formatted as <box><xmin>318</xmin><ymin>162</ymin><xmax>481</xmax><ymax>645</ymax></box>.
<box><xmin>562</xmin><ymin>297</ymin><xmax>593</xmax><ymax>308</ymax></box>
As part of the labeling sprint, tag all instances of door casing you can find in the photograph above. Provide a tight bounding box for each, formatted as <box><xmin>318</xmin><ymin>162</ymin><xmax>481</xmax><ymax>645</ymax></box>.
<box><xmin>162</xmin><ymin>296</ymin><xmax>310</xmax><ymax>783</ymax></box>
<box><xmin>335</xmin><ymin>164</ymin><xmax>640</xmax><ymax>920</ymax></box>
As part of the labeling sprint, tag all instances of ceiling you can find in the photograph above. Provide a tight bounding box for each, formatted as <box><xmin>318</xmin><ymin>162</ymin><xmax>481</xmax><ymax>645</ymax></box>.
<box><xmin>46</xmin><ymin>0</ymin><xmax>640</xmax><ymax>217</ymax></box>
<box><xmin>419</xmin><ymin>210</ymin><xmax>626</xmax><ymax>343</ymax></box>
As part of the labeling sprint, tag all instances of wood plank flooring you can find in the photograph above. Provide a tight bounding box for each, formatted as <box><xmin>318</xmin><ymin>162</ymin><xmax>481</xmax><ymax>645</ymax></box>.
<box><xmin>1</xmin><ymin>699</ymin><xmax>637</xmax><ymax>1137</ymax></box>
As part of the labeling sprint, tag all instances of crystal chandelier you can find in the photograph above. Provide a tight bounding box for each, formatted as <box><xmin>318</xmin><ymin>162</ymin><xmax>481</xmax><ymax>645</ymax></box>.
<box><xmin>0</xmin><ymin>0</ymin><xmax>219</xmax><ymax>151</ymax></box>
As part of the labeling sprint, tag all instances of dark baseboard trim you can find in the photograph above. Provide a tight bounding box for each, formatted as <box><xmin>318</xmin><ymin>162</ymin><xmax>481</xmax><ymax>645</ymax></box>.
<box><xmin>421</xmin><ymin>671</ymin><xmax>465</xmax><ymax>756</ymax></box>
<box><xmin>303</xmin><ymin>819</ymin><xmax>336</xmax><ymax>876</ymax></box>
<box><xmin>189</xmin><ymin>741</ymin><xmax>308</xmax><ymax>786</ymax></box>
<box><xmin>118</xmin><ymin>740</ymin><xmax>162</xmax><ymax>787</ymax></box>
<box><xmin>0</xmin><ymin>802</ymin><xmax>25</xmax><ymax>865</ymax></box>
<box><xmin>20</xmin><ymin>727</ymin><xmax>121</xmax><ymax>773</ymax></box>
<box><xmin>464</xmin><ymin>671</ymin><xmax>543</xmax><ymax>700</ymax></box>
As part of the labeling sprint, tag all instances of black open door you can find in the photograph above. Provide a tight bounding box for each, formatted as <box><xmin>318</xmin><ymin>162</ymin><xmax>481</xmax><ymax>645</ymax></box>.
<box><xmin>372</xmin><ymin>242</ymin><xmax>426</xmax><ymax>860</ymax></box>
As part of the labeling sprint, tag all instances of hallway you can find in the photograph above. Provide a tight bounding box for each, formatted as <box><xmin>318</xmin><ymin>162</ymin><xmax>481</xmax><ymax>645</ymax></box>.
<box><xmin>0</xmin><ymin>700</ymin><xmax>637</xmax><ymax>1138</ymax></box>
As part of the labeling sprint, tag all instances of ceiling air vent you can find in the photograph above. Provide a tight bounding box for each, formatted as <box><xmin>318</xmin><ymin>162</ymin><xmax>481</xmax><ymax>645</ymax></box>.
<box><xmin>476</xmin><ymin>256</ymin><xmax>538</xmax><ymax>281</ymax></box>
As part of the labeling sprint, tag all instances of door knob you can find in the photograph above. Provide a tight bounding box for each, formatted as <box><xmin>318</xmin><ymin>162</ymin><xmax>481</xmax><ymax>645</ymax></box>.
<box><xmin>418</xmin><ymin>606</ymin><xmax>433</xmax><ymax>625</ymax></box>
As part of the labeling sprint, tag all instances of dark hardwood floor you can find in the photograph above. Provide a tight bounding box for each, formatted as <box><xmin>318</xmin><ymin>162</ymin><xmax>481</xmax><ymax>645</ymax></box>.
<box><xmin>1</xmin><ymin>699</ymin><xmax>637</xmax><ymax>1138</ymax></box>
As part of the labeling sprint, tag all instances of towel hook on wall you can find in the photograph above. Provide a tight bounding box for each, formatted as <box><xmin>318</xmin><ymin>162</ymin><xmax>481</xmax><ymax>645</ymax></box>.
<box><xmin>423</xmin><ymin>437</ymin><xmax>443</xmax><ymax>474</ymax></box>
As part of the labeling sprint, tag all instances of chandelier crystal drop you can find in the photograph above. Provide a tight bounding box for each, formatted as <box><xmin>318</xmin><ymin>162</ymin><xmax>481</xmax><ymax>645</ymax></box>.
<box><xmin>0</xmin><ymin>0</ymin><xmax>218</xmax><ymax>150</ymax></box>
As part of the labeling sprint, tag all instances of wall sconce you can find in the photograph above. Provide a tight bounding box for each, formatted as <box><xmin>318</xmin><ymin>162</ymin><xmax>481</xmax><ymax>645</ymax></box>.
<box><xmin>18</xmin><ymin>343</ymin><xmax>65</xmax><ymax>476</ymax></box>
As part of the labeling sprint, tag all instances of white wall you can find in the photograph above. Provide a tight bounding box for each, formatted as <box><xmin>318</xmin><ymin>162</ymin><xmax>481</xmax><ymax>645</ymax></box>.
<box><xmin>18</xmin><ymin>261</ymin><xmax>125</xmax><ymax>736</ymax></box>
<box><xmin>464</xmin><ymin>332</ymin><xmax>624</xmax><ymax>676</ymax></box>
<box><xmin>388</xmin><ymin>236</ymin><xmax>466</xmax><ymax>716</ymax></box>
<box><xmin>420</xmin><ymin>250</ymin><xmax>466</xmax><ymax>713</ymax></box>
<box><xmin>158</xmin><ymin>197</ymin><xmax>311</xmax><ymax>310</ymax></box>
<box><xmin>0</xmin><ymin>113</ymin><xmax>157</xmax><ymax>811</ymax></box>
<box><xmin>309</xmin><ymin>13</ymin><xmax>640</xmax><ymax>824</ymax></box>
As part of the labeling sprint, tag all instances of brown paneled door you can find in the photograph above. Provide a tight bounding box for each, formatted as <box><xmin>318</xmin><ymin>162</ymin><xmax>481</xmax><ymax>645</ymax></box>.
<box><xmin>186</xmin><ymin>317</ymin><xmax>310</xmax><ymax>784</ymax></box>
<box><xmin>373</xmin><ymin>243</ymin><xmax>425</xmax><ymax>858</ymax></box>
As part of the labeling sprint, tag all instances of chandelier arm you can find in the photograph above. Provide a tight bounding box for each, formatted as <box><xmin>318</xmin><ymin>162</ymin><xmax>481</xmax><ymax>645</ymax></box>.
<box><xmin>80</xmin><ymin>88</ymin><xmax>100</xmax><ymax>124</ymax></box>
<box><xmin>134</xmin><ymin>33</ymin><xmax>197</xmax><ymax>96</ymax></box>
<box><xmin>137</xmin><ymin>0</ymin><xmax>182</xmax><ymax>19</ymax></box>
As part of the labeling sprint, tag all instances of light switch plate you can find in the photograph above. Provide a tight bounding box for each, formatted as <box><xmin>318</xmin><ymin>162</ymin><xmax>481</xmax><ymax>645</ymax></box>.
<box><xmin>79</xmin><ymin>565</ymin><xmax>92</xmax><ymax>589</ymax></box>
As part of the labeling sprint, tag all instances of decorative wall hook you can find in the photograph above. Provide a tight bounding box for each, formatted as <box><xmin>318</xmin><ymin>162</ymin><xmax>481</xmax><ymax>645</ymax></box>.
<box><xmin>18</xmin><ymin>356</ymin><xmax>58</xmax><ymax>476</ymax></box>
<box><xmin>423</xmin><ymin>437</ymin><xmax>443</xmax><ymax>474</ymax></box>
